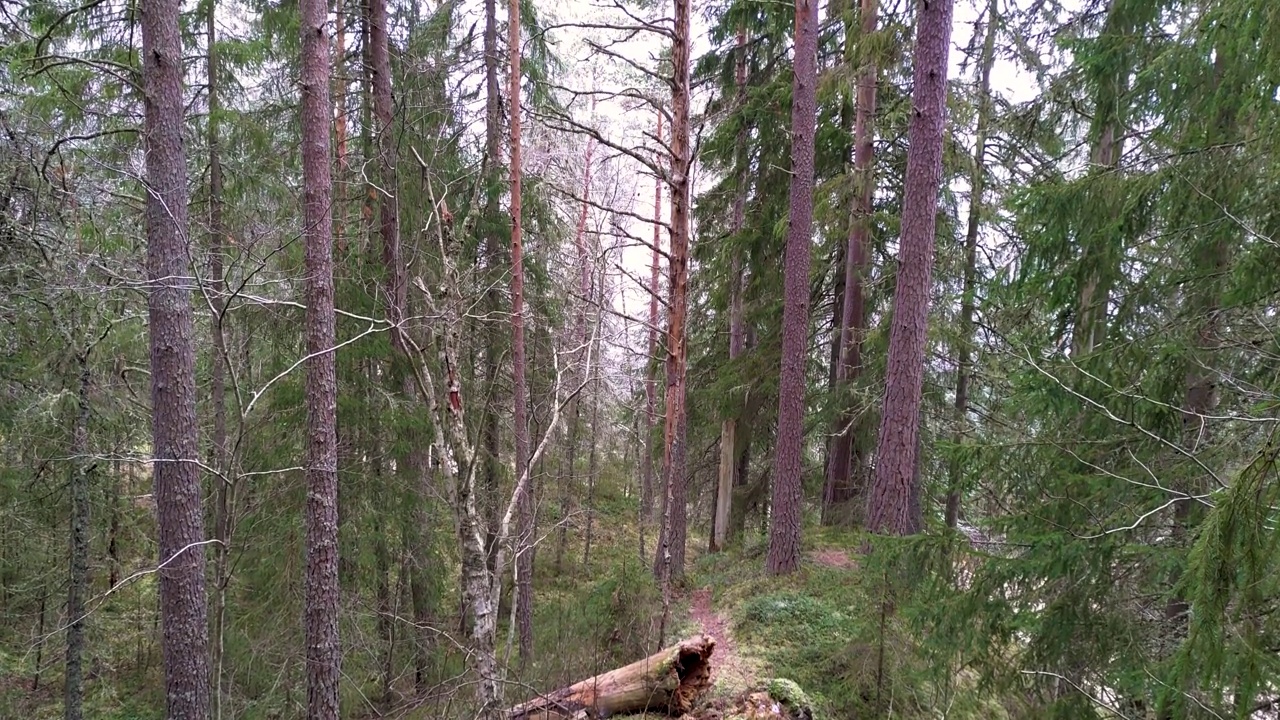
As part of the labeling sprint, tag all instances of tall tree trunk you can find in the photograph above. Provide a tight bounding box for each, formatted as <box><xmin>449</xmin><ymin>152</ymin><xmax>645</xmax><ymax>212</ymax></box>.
<box><xmin>583</xmin><ymin>265</ymin><xmax>604</xmax><ymax>568</ymax></box>
<box><xmin>333</xmin><ymin>0</ymin><xmax>348</xmax><ymax>253</ymax></box>
<box><xmin>508</xmin><ymin>0</ymin><xmax>535</xmax><ymax>663</ymax></box>
<box><xmin>823</xmin><ymin>0</ymin><xmax>879</xmax><ymax>527</ymax></box>
<box><xmin>371</xmin><ymin>0</ymin><xmax>403</xmax><ymax>351</ymax></box>
<box><xmin>656</xmin><ymin>0</ymin><xmax>692</xmax><ymax>585</ymax></box>
<box><xmin>559</xmin><ymin>128</ymin><xmax>597</xmax><ymax>571</ymax></box>
<box><xmin>712</xmin><ymin>27</ymin><xmax>749</xmax><ymax>553</ymax></box>
<box><xmin>64</xmin><ymin>358</ymin><xmax>91</xmax><ymax>720</ymax></box>
<box><xmin>480</xmin><ymin>0</ymin><xmax>503</xmax><ymax>577</ymax></box>
<box><xmin>865</xmin><ymin>0</ymin><xmax>954</xmax><ymax>537</ymax></box>
<box><xmin>141</xmin><ymin>0</ymin><xmax>211</xmax><ymax>712</ymax></box>
<box><xmin>1071</xmin><ymin>2</ymin><xmax>1130</xmax><ymax>360</ymax></box>
<box><xmin>206</xmin><ymin>2</ymin><xmax>233</xmax><ymax>713</ymax></box>
<box><xmin>766</xmin><ymin>0</ymin><xmax>820</xmax><ymax>576</ymax></box>
<box><xmin>299</xmin><ymin>0</ymin><xmax>341</xmax><ymax>711</ymax></box>
<box><xmin>945</xmin><ymin>0</ymin><xmax>996</xmax><ymax>530</ymax></box>
<box><xmin>642</xmin><ymin>112</ymin><xmax>663</xmax><ymax>524</ymax></box>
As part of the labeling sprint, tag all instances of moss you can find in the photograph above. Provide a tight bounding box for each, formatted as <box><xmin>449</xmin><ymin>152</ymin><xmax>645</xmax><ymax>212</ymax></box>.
<box><xmin>767</xmin><ymin>678</ymin><xmax>814</xmax><ymax>719</ymax></box>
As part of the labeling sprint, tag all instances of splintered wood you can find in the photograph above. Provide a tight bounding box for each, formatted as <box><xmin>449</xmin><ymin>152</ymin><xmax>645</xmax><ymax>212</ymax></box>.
<box><xmin>506</xmin><ymin>635</ymin><xmax>716</xmax><ymax>719</ymax></box>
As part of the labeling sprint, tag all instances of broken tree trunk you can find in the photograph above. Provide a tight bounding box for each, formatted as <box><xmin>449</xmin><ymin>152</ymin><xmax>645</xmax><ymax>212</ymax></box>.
<box><xmin>506</xmin><ymin>635</ymin><xmax>716</xmax><ymax>719</ymax></box>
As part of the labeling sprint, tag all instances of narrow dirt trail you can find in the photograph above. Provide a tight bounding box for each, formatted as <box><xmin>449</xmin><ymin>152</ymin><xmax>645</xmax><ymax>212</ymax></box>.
<box><xmin>688</xmin><ymin>587</ymin><xmax>755</xmax><ymax>694</ymax></box>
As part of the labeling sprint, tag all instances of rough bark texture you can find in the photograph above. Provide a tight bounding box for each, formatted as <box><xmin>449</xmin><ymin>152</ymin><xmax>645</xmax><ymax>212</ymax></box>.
<box><xmin>767</xmin><ymin>0</ymin><xmax>820</xmax><ymax>575</ymax></box>
<box><xmin>945</xmin><ymin>0</ymin><xmax>995</xmax><ymax>530</ymax></box>
<box><xmin>371</xmin><ymin>0</ymin><xmax>404</xmax><ymax>351</ymax></box>
<box><xmin>481</xmin><ymin>0</ymin><xmax>504</xmax><ymax>576</ymax></box>
<box><xmin>64</xmin><ymin>359</ymin><xmax>90</xmax><ymax>720</ymax></box>
<box><xmin>506</xmin><ymin>635</ymin><xmax>715</xmax><ymax>719</ymax></box>
<box><xmin>712</xmin><ymin>27</ymin><xmax>749</xmax><ymax>553</ymax></box>
<box><xmin>865</xmin><ymin>0</ymin><xmax>954</xmax><ymax>537</ymax></box>
<box><xmin>660</xmin><ymin>0</ymin><xmax>693</xmax><ymax>584</ymax></box>
<box><xmin>141</xmin><ymin>0</ymin><xmax>211</xmax><ymax>713</ymax></box>
<box><xmin>823</xmin><ymin>0</ymin><xmax>879</xmax><ymax>527</ymax></box>
<box><xmin>299</xmin><ymin>0</ymin><xmax>341</xmax><ymax>712</ymax></box>
<box><xmin>508</xmin><ymin>0</ymin><xmax>534</xmax><ymax>662</ymax></box>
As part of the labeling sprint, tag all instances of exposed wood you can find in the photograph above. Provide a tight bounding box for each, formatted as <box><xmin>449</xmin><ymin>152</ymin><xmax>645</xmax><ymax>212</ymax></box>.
<box><xmin>506</xmin><ymin>635</ymin><xmax>716</xmax><ymax>719</ymax></box>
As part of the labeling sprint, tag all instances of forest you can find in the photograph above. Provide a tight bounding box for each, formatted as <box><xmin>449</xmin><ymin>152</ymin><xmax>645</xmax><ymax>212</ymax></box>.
<box><xmin>2</xmin><ymin>0</ymin><xmax>1279</xmax><ymax>717</ymax></box>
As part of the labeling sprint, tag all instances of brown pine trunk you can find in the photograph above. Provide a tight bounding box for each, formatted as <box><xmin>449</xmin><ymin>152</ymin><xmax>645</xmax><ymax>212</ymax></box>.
<box><xmin>823</xmin><ymin>0</ymin><xmax>879</xmax><ymax>527</ymax></box>
<box><xmin>767</xmin><ymin>0</ymin><xmax>820</xmax><ymax>576</ymax></box>
<box><xmin>945</xmin><ymin>0</ymin><xmax>996</xmax><ymax>530</ymax></box>
<box><xmin>508</xmin><ymin>0</ymin><xmax>534</xmax><ymax>663</ymax></box>
<box><xmin>141</xmin><ymin>0</ymin><xmax>211</xmax><ymax>712</ymax></box>
<box><xmin>656</xmin><ymin>0</ymin><xmax>692</xmax><ymax>586</ymax></box>
<box><xmin>299</xmin><ymin>0</ymin><xmax>341</xmax><ymax>710</ymax></box>
<box><xmin>333</xmin><ymin>0</ymin><xmax>348</xmax><ymax>253</ymax></box>
<box><xmin>371</xmin><ymin>0</ymin><xmax>404</xmax><ymax>351</ymax></box>
<box><xmin>712</xmin><ymin>27</ymin><xmax>749</xmax><ymax>553</ymax></box>
<box><xmin>865</xmin><ymin>0</ymin><xmax>954</xmax><ymax>537</ymax></box>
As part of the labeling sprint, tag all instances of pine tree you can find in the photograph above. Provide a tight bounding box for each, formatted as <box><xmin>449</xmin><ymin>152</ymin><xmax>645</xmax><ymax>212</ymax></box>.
<box><xmin>141</xmin><ymin>0</ymin><xmax>212</xmax><ymax>713</ymax></box>
<box><xmin>767</xmin><ymin>0</ymin><xmax>820</xmax><ymax>575</ymax></box>
<box><xmin>865</xmin><ymin>0</ymin><xmax>954</xmax><ymax>537</ymax></box>
<box><xmin>298</xmin><ymin>0</ymin><xmax>341</xmax><ymax>711</ymax></box>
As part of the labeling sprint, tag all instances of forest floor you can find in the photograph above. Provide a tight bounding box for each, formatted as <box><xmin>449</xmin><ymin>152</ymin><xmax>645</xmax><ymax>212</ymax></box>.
<box><xmin>687</xmin><ymin>585</ymin><xmax>759</xmax><ymax>698</ymax></box>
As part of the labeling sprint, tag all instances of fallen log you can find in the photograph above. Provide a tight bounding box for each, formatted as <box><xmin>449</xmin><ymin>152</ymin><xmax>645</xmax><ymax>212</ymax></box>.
<box><xmin>507</xmin><ymin>634</ymin><xmax>716</xmax><ymax>719</ymax></box>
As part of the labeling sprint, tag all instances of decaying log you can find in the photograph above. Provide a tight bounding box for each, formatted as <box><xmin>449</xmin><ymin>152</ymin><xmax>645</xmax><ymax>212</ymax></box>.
<box><xmin>507</xmin><ymin>634</ymin><xmax>716</xmax><ymax>719</ymax></box>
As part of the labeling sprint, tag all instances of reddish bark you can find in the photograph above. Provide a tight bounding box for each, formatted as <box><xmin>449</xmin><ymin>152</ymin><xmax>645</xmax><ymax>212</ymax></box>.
<box><xmin>299</xmin><ymin>0</ymin><xmax>341</xmax><ymax>711</ymax></box>
<box><xmin>140</xmin><ymin>0</ymin><xmax>211</xmax><ymax>713</ymax></box>
<box><xmin>371</xmin><ymin>0</ymin><xmax>404</xmax><ymax>351</ymax></box>
<box><xmin>509</xmin><ymin>0</ymin><xmax>535</xmax><ymax>661</ymax></box>
<box><xmin>823</xmin><ymin>0</ymin><xmax>879</xmax><ymax>526</ymax></box>
<box><xmin>865</xmin><ymin>0</ymin><xmax>954</xmax><ymax>537</ymax></box>
<box><xmin>767</xmin><ymin>0</ymin><xmax>820</xmax><ymax>575</ymax></box>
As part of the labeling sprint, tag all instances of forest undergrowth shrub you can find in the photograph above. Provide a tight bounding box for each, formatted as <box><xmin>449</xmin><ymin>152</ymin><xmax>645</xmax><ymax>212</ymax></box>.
<box><xmin>525</xmin><ymin>556</ymin><xmax>660</xmax><ymax>695</ymax></box>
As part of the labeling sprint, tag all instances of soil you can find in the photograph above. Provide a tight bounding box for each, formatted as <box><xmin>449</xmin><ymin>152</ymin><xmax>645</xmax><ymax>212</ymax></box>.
<box><xmin>687</xmin><ymin>586</ymin><xmax>755</xmax><ymax>696</ymax></box>
<box><xmin>809</xmin><ymin>547</ymin><xmax>858</xmax><ymax>570</ymax></box>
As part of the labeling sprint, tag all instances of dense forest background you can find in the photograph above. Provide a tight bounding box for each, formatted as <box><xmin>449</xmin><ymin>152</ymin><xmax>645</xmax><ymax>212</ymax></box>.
<box><xmin>2</xmin><ymin>0</ymin><xmax>1280</xmax><ymax>717</ymax></box>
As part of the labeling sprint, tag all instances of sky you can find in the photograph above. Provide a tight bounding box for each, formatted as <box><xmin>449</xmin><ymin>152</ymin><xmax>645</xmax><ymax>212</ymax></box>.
<box><xmin>539</xmin><ymin>0</ymin><xmax>1045</xmax><ymax>364</ymax></box>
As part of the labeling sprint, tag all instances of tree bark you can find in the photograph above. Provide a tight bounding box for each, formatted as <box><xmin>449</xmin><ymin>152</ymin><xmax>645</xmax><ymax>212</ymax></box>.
<box><xmin>712</xmin><ymin>27</ymin><xmax>749</xmax><ymax>553</ymax></box>
<box><xmin>481</xmin><ymin>0</ymin><xmax>503</xmax><ymax>578</ymax></box>
<box><xmin>64</xmin><ymin>358</ymin><xmax>91</xmax><ymax>720</ymax></box>
<box><xmin>141</xmin><ymin>0</ymin><xmax>211</xmax><ymax>712</ymax></box>
<box><xmin>206</xmin><ymin>3</ymin><xmax>233</xmax><ymax>713</ymax></box>
<box><xmin>508</xmin><ymin>0</ymin><xmax>535</xmax><ymax>663</ymax></box>
<box><xmin>371</xmin><ymin>0</ymin><xmax>404</xmax><ymax>352</ymax></box>
<box><xmin>299</xmin><ymin>0</ymin><xmax>341</xmax><ymax>711</ymax></box>
<box><xmin>656</xmin><ymin>0</ymin><xmax>692</xmax><ymax>586</ymax></box>
<box><xmin>945</xmin><ymin>0</ymin><xmax>996</xmax><ymax>530</ymax></box>
<box><xmin>865</xmin><ymin>0</ymin><xmax>954</xmax><ymax>537</ymax></box>
<box><xmin>823</xmin><ymin>0</ymin><xmax>879</xmax><ymax>527</ymax></box>
<box><xmin>506</xmin><ymin>635</ymin><xmax>715</xmax><ymax>719</ymax></box>
<box><xmin>767</xmin><ymin>0</ymin><xmax>820</xmax><ymax>575</ymax></box>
